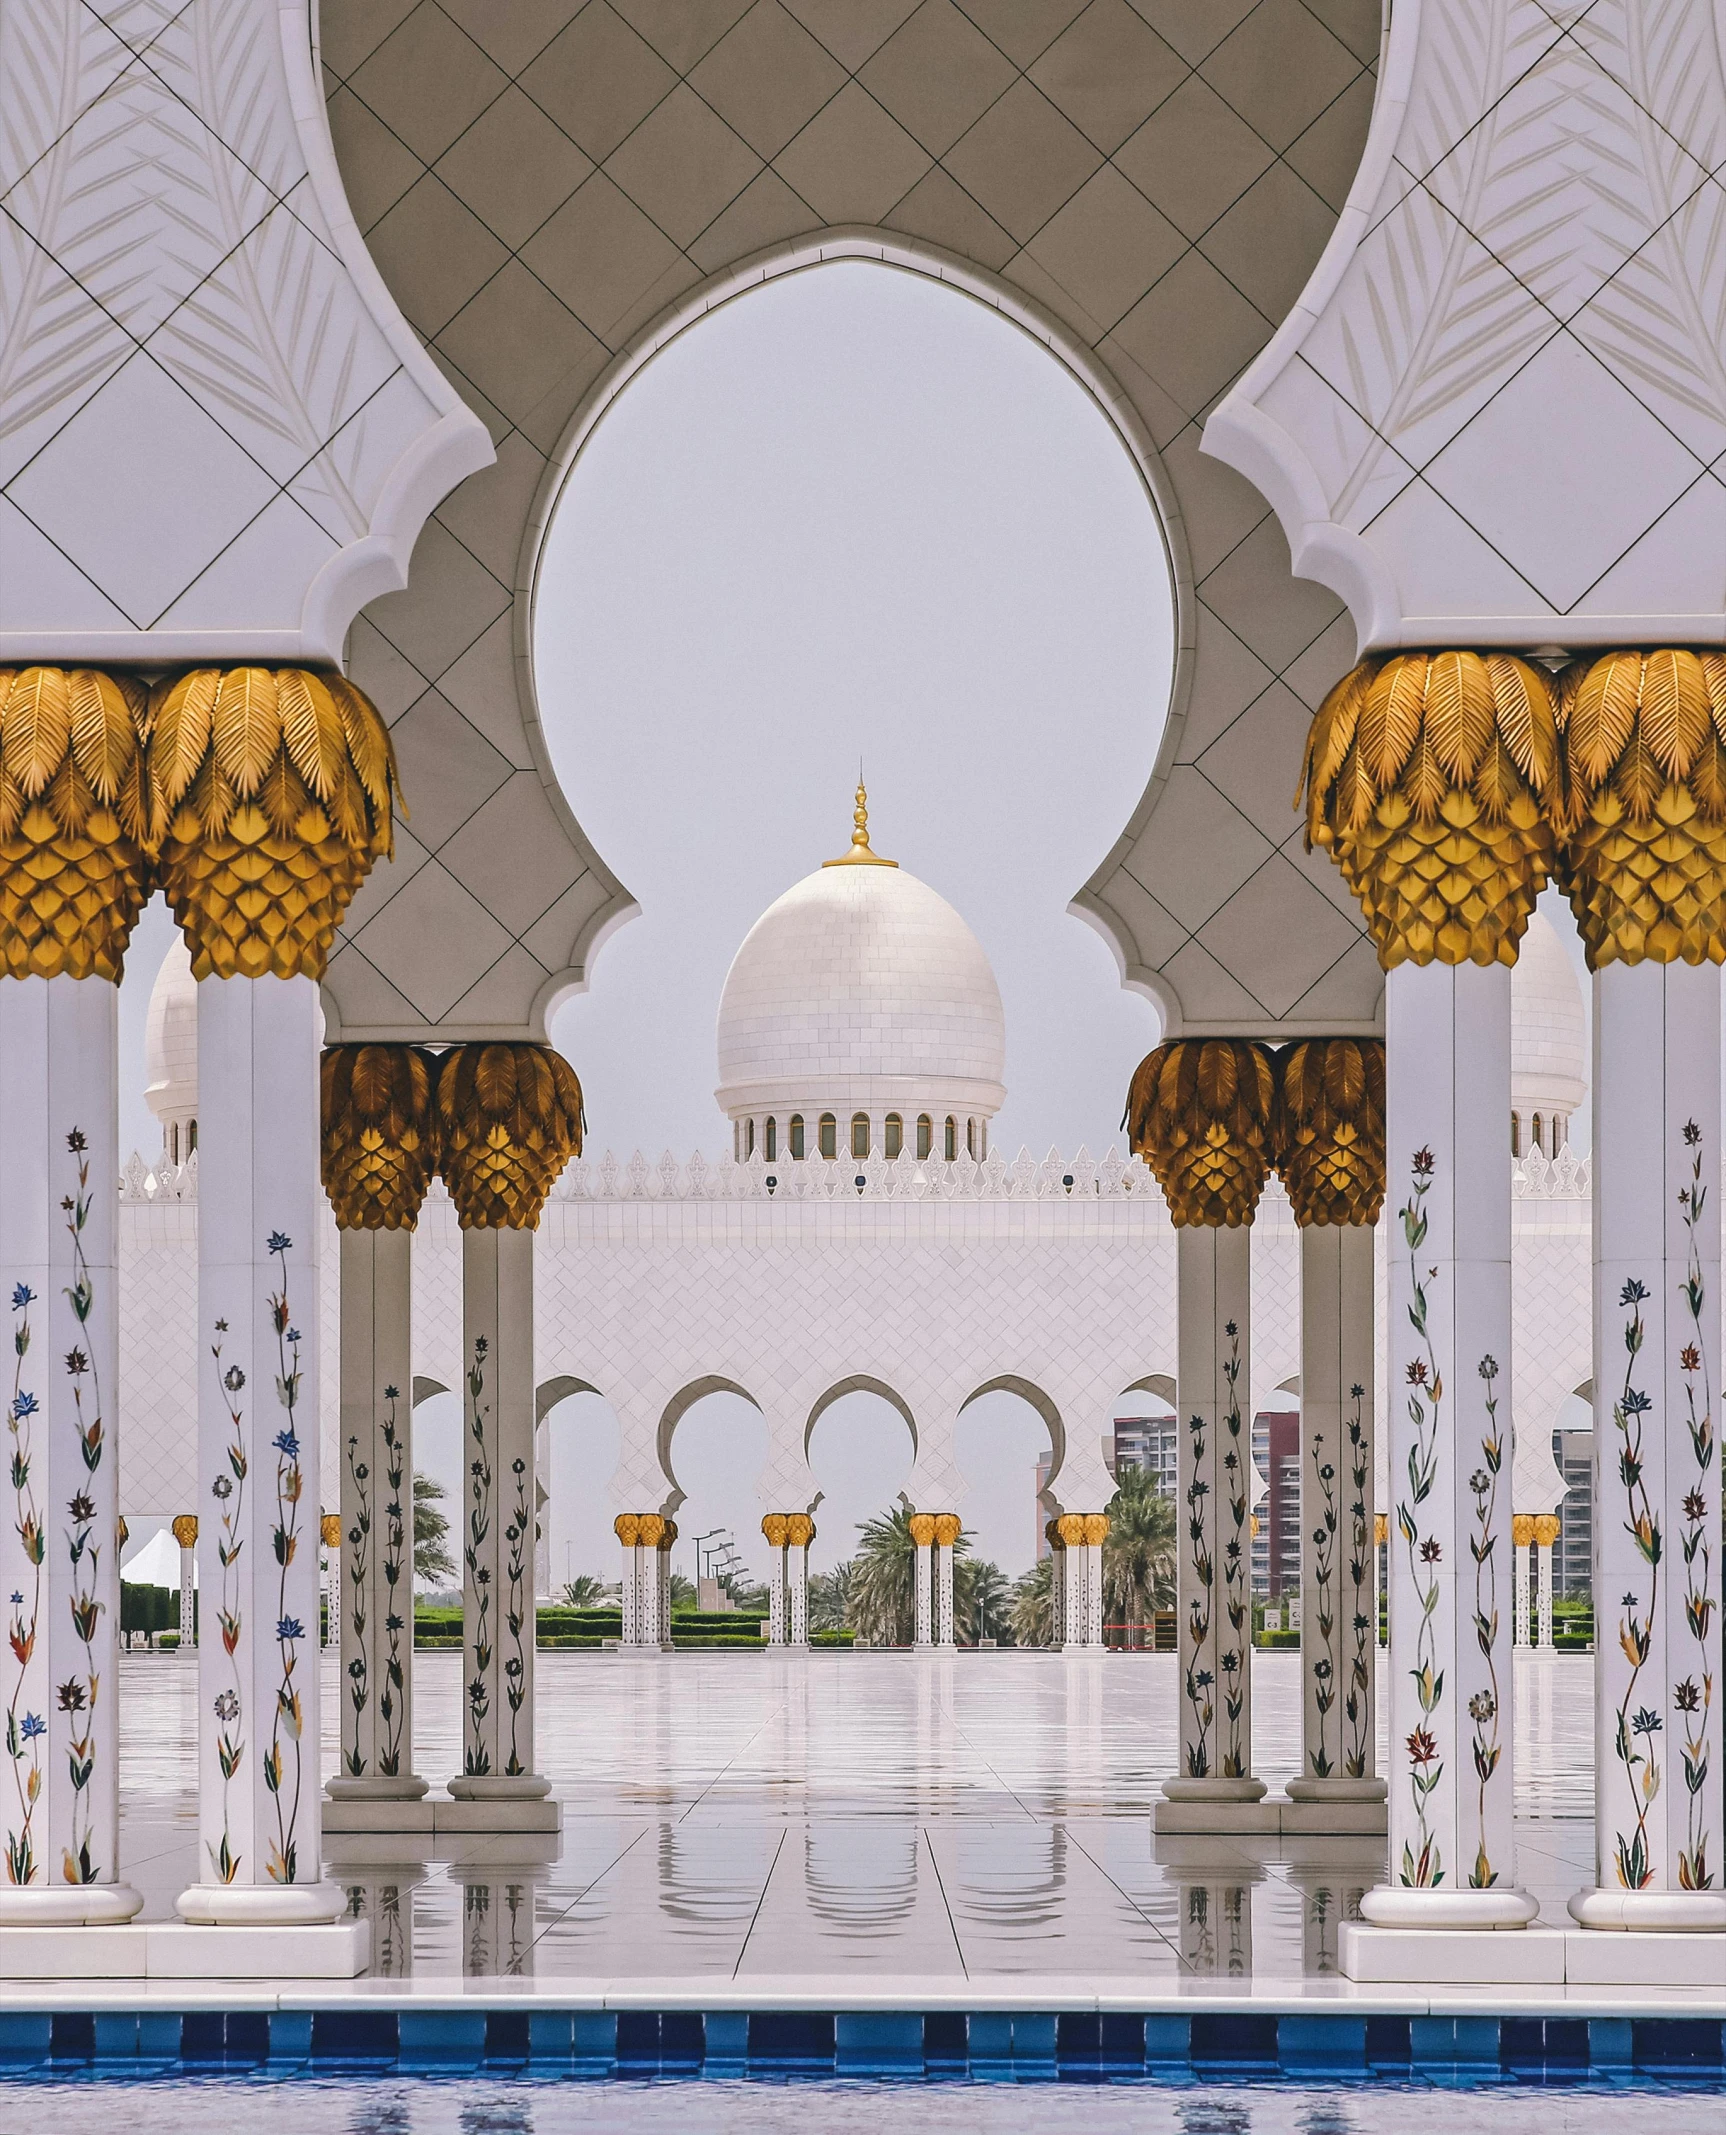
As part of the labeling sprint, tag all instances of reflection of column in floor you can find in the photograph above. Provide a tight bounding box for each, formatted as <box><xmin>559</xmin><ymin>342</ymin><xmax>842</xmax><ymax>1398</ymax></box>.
<box><xmin>1285</xmin><ymin>1846</ymin><xmax>1374</xmax><ymax>1977</ymax></box>
<box><xmin>1178</xmin><ymin>1878</ymin><xmax>1255</xmax><ymax>1978</ymax></box>
<box><xmin>330</xmin><ymin>1856</ymin><xmax>428</xmax><ymax>1978</ymax></box>
<box><xmin>454</xmin><ymin>1859</ymin><xmax>549</xmax><ymax>1979</ymax></box>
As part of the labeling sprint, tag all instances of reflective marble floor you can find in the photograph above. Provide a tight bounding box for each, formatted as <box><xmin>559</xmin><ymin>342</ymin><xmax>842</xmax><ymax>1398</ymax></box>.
<box><xmin>113</xmin><ymin>1648</ymin><xmax>1601</xmax><ymax>1987</ymax></box>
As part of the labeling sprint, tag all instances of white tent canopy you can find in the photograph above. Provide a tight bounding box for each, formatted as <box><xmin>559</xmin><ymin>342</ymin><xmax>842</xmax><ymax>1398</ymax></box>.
<box><xmin>121</xmin><ymin>1528</ymin><xmax>194</xmax><ymax>1589</ymax></box>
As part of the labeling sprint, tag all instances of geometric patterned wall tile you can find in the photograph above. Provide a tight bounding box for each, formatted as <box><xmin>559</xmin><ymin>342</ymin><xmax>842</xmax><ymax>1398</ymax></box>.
<box><xmin>302</xmin><ymin>0</ymin><xmax>1384</xmax><ymax>1041</ymax></box>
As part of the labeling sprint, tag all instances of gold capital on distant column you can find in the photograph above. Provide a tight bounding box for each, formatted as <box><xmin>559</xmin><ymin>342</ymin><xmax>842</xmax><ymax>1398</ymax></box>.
<box><xmin>1276</xmin><ymin>1037</ymin><xmax>1387</xmax><ymax>1227</ymax></box>
<box><xmin>762</xmin><ymin>1514</ymin><xmax>789</xmax><ymax>1548</ymax></box>
<box><xmin>785</xmin><ymin>1514</ymin><xmax>814</xmax><ymax>1548</ymax></box>
<box><xmin>435</xmin><ymin>1042</ymin><xmax>583</xmax><ymax>1230</ymax></box>
<box><xmin>1531</xmin><ymin>1514</ymin><xmax>1561</xmax><ymax>1548</ymax></box>
<box><xmin>1512</xmin><ymin>1513</ymin><xmax>1537</xmax><ymax>1548</ymax></box>
<box><xmin>932</xmin><ymin>1514</ymin><xmax>962</xmax><ymax>1547</ymax></box>
<box><xmin>907</xmin><ymin>1513</ymin><xmax>937</xmax><ymax>1547</ymax></box>
<box><xmin>1126</xmin><ymin>1037</ymin><xmax>1278</xmax><ymax>1227</ymax></box>
<box><xmin>321</xmin><ymin>1043</ymin><xmax>440</xmax><ymax>1230</ymax></box>
<box><xmin>170</xmin><ymin>1513</ymin><xmax>198</xmax><ymax>1549</ymax></box>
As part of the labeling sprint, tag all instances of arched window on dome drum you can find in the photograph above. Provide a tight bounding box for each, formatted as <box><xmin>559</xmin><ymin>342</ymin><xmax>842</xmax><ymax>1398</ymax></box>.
<box><xmin>851</xmin><ymin>1113</ymin><xmax>870</xmax><ymax>1159</ymax></box>
<box><xmin>966</xmin><ymin>1119</ymin><xmax>977</xmax><ymax>1159</ymax></box>
<box><xmin>884</xmin><ymin>1114</ymin><xmax>902</xmax><ymax>1159</ymax></box>
<box><xmin>1532</xmin><ymin>1112</ymin><xmax>1544</xmax><ymax>1154</ymax></box>
<box><xmin>944</xmin><ymin>1116</ymin><xmax>957</xmax><ymax>1162</ymax></box>
<box><xmin>789</xmin><ymin>1115</ymin><xmax>804</xmax><ymax>1160</ymax></box>
<box><xmin>819</xmin><ymin>1114</ymin><xmax>837</xmax><ymax>1160</ymax></box>
<box><xmin>765</xmin><ymin>1117</ymin><xmax>777</xmax><ymax>1161</ymax></box>
<box><xmin>916</xmin><ymin>1115</ymin><xmax>932</xmax><ymax>1160</ymax></box>
<box><xmin>744</xmin><ymin>1118</ymin><xmax>755</xmax><ymax>1159</ymax></box>
<box><xmin>1510</xmin><ymin>1111</ymin><xmax>1521</xmax><ymax>1158</ymax></box>
<box><xmin>169</xmin><ymin>1123</ymin><xmax>179</xmax><ymax>1164</ymax></box>
<box><xmin>1553</xmin><ymin>1113</ymin><xmax>1565</xmax><ymax>1151</ymax></box>
<box><xmin>189</xmin><ymin>1119</ymin><xmax>196</xmax><ymax>1153</ymax></box>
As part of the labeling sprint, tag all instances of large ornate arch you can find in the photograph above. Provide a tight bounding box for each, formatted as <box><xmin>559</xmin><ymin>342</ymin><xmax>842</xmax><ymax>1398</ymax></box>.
<box><xmin>317</xmin><ymin>0</ymin><xmax>1384</xmax><ymax>1045</ymax></box>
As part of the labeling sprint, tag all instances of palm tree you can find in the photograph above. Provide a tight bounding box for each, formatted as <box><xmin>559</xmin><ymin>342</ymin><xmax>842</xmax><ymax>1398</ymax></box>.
<box><xmin>964</xmin><ymin>1558</ymin><xmax>1012</xmax><ymax>1644</ymax></box>
<box><xmin>559</xmin><ymin>1573</ymin><xmax>614</xmax><ymax>1607</ymax></box>
<box><xmin>413</xmin><ymin>1472</ymin><xmax>455</xmax><ymax>1587</ymax></box>
<box><xmin>808</xmin><ymin>1558</ymin><xmax>854</xmax><ymax>1633</ymax></box>
<box><xmin>1103</xmin><ymin>1464</ymin><xmax>1177</xmax><ymax>1648</ymax></box>
<box><xmin>1010</xmin><ymin>1556</ymin><xmax>1056</xmax><ymax>1646</ymax></box>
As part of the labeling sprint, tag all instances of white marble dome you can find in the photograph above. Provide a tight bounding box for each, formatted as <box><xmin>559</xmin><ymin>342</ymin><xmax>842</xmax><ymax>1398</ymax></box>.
<box><xmin>1512</xmin><ymin>908</ymin><xmax>1586</xmax><ymax>1155</ymax></box>
<box><xmin>143</xmin><ymin>934</ymin><xmax>198</xmax><ymax>1158</ymax></box>
<box><xmin>716</xmin><ymin>813</ymin><xmax>1006</xmax><ymax>1159</ymax></box>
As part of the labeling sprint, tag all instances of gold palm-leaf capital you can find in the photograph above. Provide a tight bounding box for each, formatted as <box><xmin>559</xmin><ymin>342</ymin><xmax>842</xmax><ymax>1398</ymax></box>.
<box><xmin>1125</xmin><ymin>1038</ymin><xmax>1278</xmax><ymax>1227</ymax></box>
<box><xmin>1300</xmin><ymin>651</ymin><xmax>1559</xmax><ymax>968</ymax></box>
<box><xmin>321</xmin><ymin>1043</ymin><xmax>440</xmax><ymax>1230</ymax></box>
<box><xmin>148</xmin><ymin>666</ymin><xmax>398</xmax><ymax>981</ymax></box>
<box><xmin>436</xmin><ymin>1041</ymin><xmax>584</xmax><ymax>1229</ymax></box>
<box><xmin>1275</xmin><ymin>1037</ymin><xmax>1386</xmax><ymax>1227</ymax></box>
<box><xmin>1555</xmin><ymin>649</ymin><xmax>1726</xmax><ymax>966</ymax></box>
<box><xmin>0</xmin><ymin>666</ymin><xmax>153</xmax><ymax>980</ymax></box>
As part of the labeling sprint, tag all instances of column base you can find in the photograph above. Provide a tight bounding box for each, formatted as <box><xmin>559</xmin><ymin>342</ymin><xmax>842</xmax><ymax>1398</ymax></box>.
<box><xmin>1285</xmin><ymin>1776</ymin><xmax>1386</xmax><ymax>1802</ymax></box>
<box><xmin>1161</xmin><ymin>1776</ymin><xmax>1268</xmax><ymax>1802</ymax></box>
<box><xmin>1569</xmin><ymin>1888</ymin><xmax>1726</xmax><ymax>1933</ymax></box>
<box><xmin>176</xmin><ymin>1881</ymin><xmax>347</xmax><ymax>1926</ymax></box>
<box><xmin>1358</xmin><ymin>1886</ymin><xmax>1537</xmax><ymax>1930</ymax></box>
<box><xmin>326</xmin><ymin>1774</ymin><xmax>430</xmax><ymax>1801</ymax></box>
<box><xmin>442</xmin><ymin>1775</ymin><xmax>559</xmax><ymax>1832</ymax></box>
<box><xmin>0</xmin><ymin>1884</ymin><xmax>142</xmax><ymax>1926</ymax></box>
<box><xmin>0</xmin><ymin>1919</ymin><xmax>369</xmax><ymax>1980</ymax></box>
<box><xmin>447</xmin><ymin>1773</ymin><xmax>552</xmax><ymax>1800</ymax></box>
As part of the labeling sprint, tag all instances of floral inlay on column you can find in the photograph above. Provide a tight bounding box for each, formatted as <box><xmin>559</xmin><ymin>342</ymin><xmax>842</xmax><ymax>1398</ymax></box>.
<box><xmin>1220</xmin><ymin>1320</ymin><xmax>1249</xmax><ymax>1780</ymax></box>
<box><xmin>6</xmin><ymin>1280</ymin><xmax>41</xmax><ymax>1885</ymax></box>
<box><xmin>504</xmin><ymin>1455</ymin><xmax>531</xmax><ymax>1776</ymax></box>
<box><xmin>1675</xmin><ymin>1122</ymin><xmax>1715</xmax><ymax>1892</ymax></box>
<box><xmin>208</xmin><ymin>1318</ymin><xmax>247</xmax><ymax>1883</ymax></box>
<box><xmin>378</xmin><ymin>1390</ymin><xmax>408</xmax><ymax>1779</ymax></box>
<box><xmin>1397</xmin><ymin>1146</ymin><xmax>1445</xmax><ymax>1889</ymax></box>
<box><xmin>59</xmin><ymin>1130</ymin><xmax>106</xmax><ymax>1886</ymax></box>
<box><xmin>1467</xmin><ymin>1356</ymin><xmax>1504</xmax><ymax>1890</ymax></box>
<box><xmin>464</xmin><ymin>1334</ymin><xmax>493</xmax><ymax>1778</ymax></box>
<box><xmin>1183</xmin><ymin>1406</ymin><xmax>1213</xmax><ymax>1779</ymax></box>
<box><xmin>342</xmin><ymin>1428</ymin><xmax>372</xmax><ymax>1780</ymax></box>
<box><xmin>263</xmin><ymin>1232</ymin><xmax>307</xmax><ymax>1884</ymax></box>
<box><xmin>1308</xmin><ymin>1424</ymin><xmax>1338</xmax><ymax>1780</ymax></box>
<box><xmin>1344</xmin><ymin>1385</ymin><xmax>1374</xmax><ymax>1780</ymax></box>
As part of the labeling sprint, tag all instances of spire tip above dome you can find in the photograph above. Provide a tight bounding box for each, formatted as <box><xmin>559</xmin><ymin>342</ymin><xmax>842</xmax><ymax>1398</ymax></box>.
<box><xmin>822</xmin><ymin>778</ymin><xmax>896</xmax><ymax>868</ymax></box>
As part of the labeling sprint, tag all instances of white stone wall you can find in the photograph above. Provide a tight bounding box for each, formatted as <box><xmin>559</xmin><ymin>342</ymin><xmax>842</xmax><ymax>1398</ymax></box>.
<box><xmin>115</xmin><ymin>1143</ymin><xmax>1594</xmax><ymax>1527</ymax></box>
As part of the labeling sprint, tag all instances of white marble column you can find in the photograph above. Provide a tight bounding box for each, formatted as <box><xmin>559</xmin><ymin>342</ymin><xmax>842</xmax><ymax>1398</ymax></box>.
<box><xmin>1512</xmin><ymin>1520</ymin><xmax>1533</xmax><ymax>1649</ymax></box>
<box><xmin>656</xmin><ymin>1527</ymin><xmax>674</xmax><ymax>1649</ymax></box>
<box><xmin>1572</xmin><ymin>961</ymin><xmax>1725</xmax><ymax>1931</ymax></box>
<box><xmin>934</xmin><ymin>1515</ymin><xmax>958</xmax><ymax>1648</ymax></box>
<box><xmin>788</xmin><ymin>1531</ymin><xmax>809</xmax><ymax>1646</ymax></box>
<box><xmin>175</xmin><ymin>1518</ymin><xmax>198</xmax><ymax>1651</ymax></box>
<box><xmin>178</xmin><ymin>974</ymin><xmax>341</xmax><ymax>1923</ymax></box>
<box><xmin>617</xmin><ymin>1522</ymin><xmax>640</xmax><ymax>1644</ymax></box>
<box><xmin>1288</xmin><ymin>1220</ymin><xmax>1382</xmax><ymax>1809</ymax></box>
<box><xmin>1046</xmin><ymin>1526</ymin><xmax>1064</xmax><ymax>1649</ymax></box>
<box><xmin>0</xmin><ymin>976</ymin><xmax>140</xmax><ymax>1923</ymax></box>
<box><xmin>763</xmin><ymin>1517</ymin><xmax>787</xmax><ymax>1644</ymax></box>
<box><xmin>1167</xmin><ymin>1222</ymin><xmax>1264</xmax><ymax>1802</ymax></box>
<box><xmin>329</xmin><ymin>1230</ymin><xmax>425</xmax><ymax>1801</ymax></box>
<box><xmin>1534</xmin><ymin>1520</ymin><xmax>1557</xmax><ymax>1651</ymax></box>
<box><xmin>1361</xmin><ymin>961</ymin><xmax>1533</xmax><ymax>1928</ymax></box>
<box><xmin>911</xmin><ymin>1516</ymin><xmax>934</xmax><ymax>1646</ymax></box>
<box><xmin>1085</xmin><ymin>1528</ymin><xmax>1105</xmax><ymax>1649</ymax></box>
<box><xmin>449</xmin><ymin>1227</ymin><xmax>549</xmax><ymax>1801</ymax></box>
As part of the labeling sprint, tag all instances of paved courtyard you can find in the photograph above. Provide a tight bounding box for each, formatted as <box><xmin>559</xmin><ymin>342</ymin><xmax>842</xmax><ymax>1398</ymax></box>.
<box><xmin>114</xmin><ymin>1648</ymin><xmax>1599</xmax><ymax>1987</ymax></box>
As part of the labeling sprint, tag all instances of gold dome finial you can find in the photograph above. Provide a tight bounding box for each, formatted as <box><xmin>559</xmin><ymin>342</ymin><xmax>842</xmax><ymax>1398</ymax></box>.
<box><xmin>822</xmin><ymin>773</ymin><xmax>897</xmax><ymax>868</ymax></box>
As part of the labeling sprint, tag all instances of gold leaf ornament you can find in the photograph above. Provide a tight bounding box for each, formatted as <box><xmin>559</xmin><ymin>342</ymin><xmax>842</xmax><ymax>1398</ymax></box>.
<box><xmin>148</xmin><ymin>667</ymin><xmax>398</xmax><ymax>980</ymax></box>
<box><xmin>1125</xmin><ymin>1038</ymin><xmax>1279</xmax><ymax>1227</ymax></box>
<box><xmin>1555</xmin><ymin>649</ymin><xmax>1726</xmax><ymax>965</ymax></box>
<box><xmin>0</xmin><ymin>666</ymin><xmax>152</xmax><ymax>979</ymax></box>
<box><xmin>321</xmin><ymin>1044</ymin><xmax>440</xmax><ymax>1230</ymax></box>
<box><xmin>1300</xmin><ymin>651</ymin><xmax>1559</xmax><ymax>966</ymax></box>
<box><xmin>435</xmin><ymin>1042</ymin><xmax>584</xmax><ymax>1229</ymax></box>
<box><xmin>1276</xmin><ymin>1037</ymin><xmax>1387</xmax><ymax>1227</ymax></box>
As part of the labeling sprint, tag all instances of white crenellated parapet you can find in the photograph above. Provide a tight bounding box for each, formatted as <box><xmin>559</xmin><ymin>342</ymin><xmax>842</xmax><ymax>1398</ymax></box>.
<box><xmin>548</xmin><ymin>1144</ymin><xmax>1166</xmax><ymax>1205</ymax></box>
